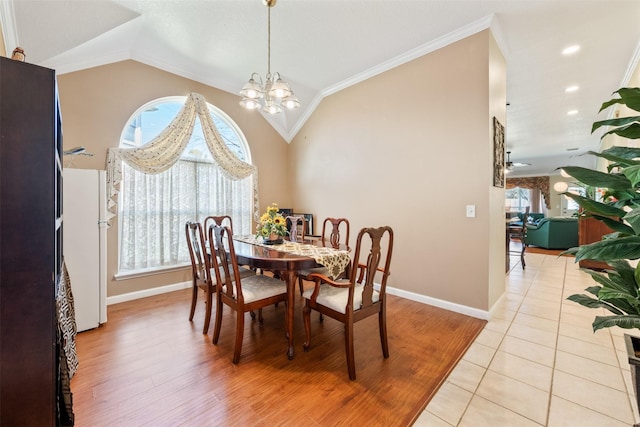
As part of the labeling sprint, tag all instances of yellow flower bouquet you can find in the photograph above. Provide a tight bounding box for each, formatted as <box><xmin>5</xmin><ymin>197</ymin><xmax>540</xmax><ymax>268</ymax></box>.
<box><xmin>256</xmin><ymin>203</ymin><xmax>288</xmax><ymax>243</ymax></box>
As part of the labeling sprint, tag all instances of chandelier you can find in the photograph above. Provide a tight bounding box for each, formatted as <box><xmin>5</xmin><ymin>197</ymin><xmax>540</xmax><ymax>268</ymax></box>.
<box><xmin>239</xmin><ymin>0</ymin><xmax>300</xmax><ymax>114</ymax></box>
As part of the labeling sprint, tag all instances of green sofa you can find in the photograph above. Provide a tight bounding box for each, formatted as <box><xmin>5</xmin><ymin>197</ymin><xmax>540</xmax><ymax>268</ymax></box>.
<box><xmin>524</xmin><ymin>217</ymin><xmax>578</xmax><ymax>250</ymax></box>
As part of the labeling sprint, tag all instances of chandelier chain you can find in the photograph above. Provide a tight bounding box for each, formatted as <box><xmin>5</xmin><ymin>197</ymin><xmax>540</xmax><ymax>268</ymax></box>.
<box><xmin>267</xmin><ymin>5</ymin><xmax>271</xmax><ymax>76</ymax></box>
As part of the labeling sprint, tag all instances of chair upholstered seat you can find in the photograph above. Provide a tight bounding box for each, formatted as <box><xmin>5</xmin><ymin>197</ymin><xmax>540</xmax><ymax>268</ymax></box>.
<box><xmin>224</xmin><ymin>274</ymin><xmax>286</xmax><ymax>303</ymax></box>
<box><xmin>302</xmin><ymin>283</ymin><xmax>379</xmax><ymax>314</ymax></box>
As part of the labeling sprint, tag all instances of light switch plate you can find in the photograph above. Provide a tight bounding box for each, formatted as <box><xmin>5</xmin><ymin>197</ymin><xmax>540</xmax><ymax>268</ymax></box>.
<box><xmin>466</xmin><ymin>205</ymin><xmax>476</xmax><ymax>218</ymax></box>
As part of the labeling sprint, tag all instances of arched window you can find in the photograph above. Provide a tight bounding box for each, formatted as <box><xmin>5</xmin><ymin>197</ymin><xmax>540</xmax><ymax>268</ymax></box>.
<box><xmin>118</xmin><ymin>96</ymin><xmax>252</xmax><ymax>273</ymax></box>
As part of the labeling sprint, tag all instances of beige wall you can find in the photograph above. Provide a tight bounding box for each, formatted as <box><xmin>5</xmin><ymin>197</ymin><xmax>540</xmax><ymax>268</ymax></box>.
<box><xmin>289</xmin><ymin>30</ymin><xmax>506</xmax><ymax>312</ymax></box>
<box><xmin>57</xmin><ymin>60</ymin><xmax>291</xmax><ymax>296</ymax></box>
<box><xmin>487</xmin><ymin>31</ymin><xmax>508</xmax><ymax>309</ymax></box>
<box><xmin>0</xmin><ymin>22</ymin><xmax>6</xmax><ymax>57</ymax></box>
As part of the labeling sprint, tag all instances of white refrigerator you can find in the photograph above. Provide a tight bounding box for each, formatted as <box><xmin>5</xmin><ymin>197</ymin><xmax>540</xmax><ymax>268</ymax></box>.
<box><xmin>63</xmin><ymin>168</ymin><xmax>108</xmax><ymax>332</ymax></box>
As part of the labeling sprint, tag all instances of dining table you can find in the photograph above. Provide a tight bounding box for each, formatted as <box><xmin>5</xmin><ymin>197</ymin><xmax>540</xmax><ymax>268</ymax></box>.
<box><xmin>232</xmin><ymin>235</ymin><xmax>350</xmax><ymax>360</ymax></box>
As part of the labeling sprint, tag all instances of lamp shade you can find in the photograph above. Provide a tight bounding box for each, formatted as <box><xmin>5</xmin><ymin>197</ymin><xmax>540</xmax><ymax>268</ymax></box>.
<box><xmin>269</xmin><ymin>77</ymin><xmax>292</xmax><ymax>99</ymax></box>
<box><xmin>240</xmin><ymin>78</ymin><xmax>264</xmax><ymax>99</ymax></box>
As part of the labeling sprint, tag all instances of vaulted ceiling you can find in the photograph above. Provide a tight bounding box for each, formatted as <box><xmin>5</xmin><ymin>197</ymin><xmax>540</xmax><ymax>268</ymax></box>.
<box><xmin>2</xmin><ymin>0</ymin><xmax>639</xmax><ymax>176</ymax></box>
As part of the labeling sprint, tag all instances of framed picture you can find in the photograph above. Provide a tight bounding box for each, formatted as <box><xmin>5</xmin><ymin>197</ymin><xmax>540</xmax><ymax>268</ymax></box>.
<box><xmin>279</xmin><ymin>208</ymin><xmax>293</xmax><ymax>217</ymax></box>
<box><xmin>493</xmin><ymin>117</ymin><xmax>505</xmax><ymax>187</ymax></box>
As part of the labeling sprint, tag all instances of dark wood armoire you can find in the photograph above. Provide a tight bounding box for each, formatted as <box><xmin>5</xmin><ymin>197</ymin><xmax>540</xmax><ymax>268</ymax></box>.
<box><xmin>0</xmin><ymin>56</ymin><xmax>65</xmax><ymax>425</ymax></box>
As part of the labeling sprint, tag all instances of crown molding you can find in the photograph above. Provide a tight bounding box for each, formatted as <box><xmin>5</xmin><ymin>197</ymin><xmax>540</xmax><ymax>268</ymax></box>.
<box><xmin>321</xmin><ymin>14</ymin><xmax>494</xmax><ymax>99</ymax></box>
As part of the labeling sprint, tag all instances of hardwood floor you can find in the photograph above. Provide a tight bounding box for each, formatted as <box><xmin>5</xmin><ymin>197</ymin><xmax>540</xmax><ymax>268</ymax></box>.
<box><xmin>71</xmin><ymin>287</ymin><xmax>486</xmax><ymax>426</ymax></box>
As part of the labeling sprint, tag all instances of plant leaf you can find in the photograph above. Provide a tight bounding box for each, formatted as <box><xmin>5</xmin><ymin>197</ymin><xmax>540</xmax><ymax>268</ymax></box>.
<box><xmin>602</xmin><ymin>146</ymin><xmax>640</xmax><ymax>160</ymax></box>
<box><xmin>559</xmin><ymin>166</ymin><xmax>632</xmax><ymax>190</ymax></box>
<box><xmin>617</xmin><ymin>88</ymin><xmax>640</xmax><ymax>112</ymax></box>
<box><xmin>598</xmin><ymin>88</ymin><xmax>640</xmax><ymax>113</ymax></box>
<box><xmin>566</xmin><ymin>294</ymin><xmax>625</xmax><ymax>315</ymax></box>
<box><xmin>574</xmin><ymin>236</ymin><xmax>640</xmax><ymax>261</ymax></box>
<box><xmin>600</xmin><ymin>122</ymin><xmax>640</xmax><ymax>140</ymax></box>
<box><xmin>597</xmin><ymin>288</ymin><xmax>640</xmax><ymax>313</ymax></box>
<box><xmin>589</xmin><ymin>215</ymin><xmax>634</xmax><ymax>236</ymax></box>
<box><xmin>623</xmin><ymin>165</ymin><xmax>640</xmax><ymax>187</ymax></box>
<box><xmin>624</xmin><ymin>208</ymin><xmax>640</xmax><ymax>235</ymax></box>
<box><xmin>592</xmin><ymin>315</ymin><xmax>640</xmax><ymax>332</ymax></box>
<box><xmin>592</xmin><ymin>116</ymin><xmax>640</xmax><ymax>133</ymax></box>
<box><xmin>584</xmin><ymin>286</ymin><xmax>603</xmax><ymax>296</ymax></box>
<box><xmin>607</xmin><ymin>259</ymin><xmax>638</xmax><ymax>289</ymax></box>
<box><xmin>586</xmin><ymin>150</ymin><xmax>640</xmax><ymax>167</ymax></box>
<box><xmin>562</xmin><ymin>193</ymin><xmax>626</xmax><ymax>218</ymax></box>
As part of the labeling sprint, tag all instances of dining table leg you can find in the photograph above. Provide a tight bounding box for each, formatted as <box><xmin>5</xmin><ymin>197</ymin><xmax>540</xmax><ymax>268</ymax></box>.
<box><xmin>282</xmin><ymin>270</ymin><xmax>297</xmax><ymax>360</ymax></box>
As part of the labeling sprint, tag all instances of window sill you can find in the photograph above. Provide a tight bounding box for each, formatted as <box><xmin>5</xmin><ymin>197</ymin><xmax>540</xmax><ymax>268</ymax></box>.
<box><xmin>115</xmin><ymin>263</ymin><xmax>191</xmax><ymax>281</ymax></box>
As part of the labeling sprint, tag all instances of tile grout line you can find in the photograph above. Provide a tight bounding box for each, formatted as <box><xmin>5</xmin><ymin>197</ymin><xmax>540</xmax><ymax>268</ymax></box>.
<box><xmin>454</xmin><ymin>253</ymin><xmax>542</xmax><ymax>426</ymax></box>
<box><xmin>542</xmin><ymin>253</ymin><xmax>567</xmax><ymax>427</ymax></box>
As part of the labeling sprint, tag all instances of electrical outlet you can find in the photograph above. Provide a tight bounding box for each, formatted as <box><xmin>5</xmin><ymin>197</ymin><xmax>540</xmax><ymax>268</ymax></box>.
<box><xmin>466</xmin><ymin>205</ymin><xmax>476</xmax><ymax>218</ymax></box>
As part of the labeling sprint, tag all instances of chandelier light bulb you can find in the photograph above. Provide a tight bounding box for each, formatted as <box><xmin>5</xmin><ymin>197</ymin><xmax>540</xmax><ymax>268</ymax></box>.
<box><xmin>282</xmin><ymin>95</ymin><xmax>300</xmax><ymax>109</ymax></box>
<box><xmin>240</xmin><ymin>98</ymin><xmax>262</xmax><ymax>110</ymax></box>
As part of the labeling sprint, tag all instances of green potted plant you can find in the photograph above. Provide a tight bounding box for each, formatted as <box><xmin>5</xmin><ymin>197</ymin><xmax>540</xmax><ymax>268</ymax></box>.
<box><xmin>559</xmin><ymin>87</ymin><xmax>640</xmax><ymax>421</ymax></box>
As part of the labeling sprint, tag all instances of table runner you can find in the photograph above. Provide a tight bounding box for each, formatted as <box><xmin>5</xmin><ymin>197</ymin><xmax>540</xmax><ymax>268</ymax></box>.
<box><xmin>234</xmin><ymin>235</ymin><xmax>351</xmax><ymax>279</ymax></box>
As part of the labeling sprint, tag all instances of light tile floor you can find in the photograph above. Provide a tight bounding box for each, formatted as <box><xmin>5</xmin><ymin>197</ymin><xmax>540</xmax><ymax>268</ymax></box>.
<box><xmin>415</xmin><ymin>251</ymin><xmax>640</xmax><ymax>427</ymax></box>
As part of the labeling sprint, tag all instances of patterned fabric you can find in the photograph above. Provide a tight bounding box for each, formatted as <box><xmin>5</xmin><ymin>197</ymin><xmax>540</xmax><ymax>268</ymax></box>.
<box><xmin>506</xmin><ymin>176</ymin><xmax>551</xmax><ymax>209</ymax></box>
<box><xmin>56</xmin><ymin>260</ymin><xmax>77</xmax><ymax>425</ymax></box>
<box><xmin>56</xmin><ymin>259</ymin><xmax>78</xmax><ymax>379</ymax></box>
<box><xmin>106</xmin><ymin>92</ymin><xmax>261</xmax><ymax>222</ymax></box>
<box><xmin>234</xmin><ymin>235</ymin><xmax>351</xmax><ymax>279</ymax></box>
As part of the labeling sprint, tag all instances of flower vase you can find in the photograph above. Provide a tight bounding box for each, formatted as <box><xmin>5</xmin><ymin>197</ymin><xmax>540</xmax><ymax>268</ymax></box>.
<box><xmin>264</xmin><ymin>232</ymin><xmax>283</xmax><ymax>245</ymax></box>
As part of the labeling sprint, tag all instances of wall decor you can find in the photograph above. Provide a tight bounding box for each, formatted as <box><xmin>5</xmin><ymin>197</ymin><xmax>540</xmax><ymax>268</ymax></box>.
<box><xmin>493</xmin><ymin>117</ymin><xmax>505</xmax><ymax>187</ymax></box>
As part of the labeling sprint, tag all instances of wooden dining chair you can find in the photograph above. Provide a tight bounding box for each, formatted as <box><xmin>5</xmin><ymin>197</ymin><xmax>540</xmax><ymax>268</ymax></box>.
<box><xmin>508</xmin><ymin>206</ymin><xmax>529</xmax><ymax>269</ymax></box>
<box><xmin>204</xmin><ymin>215</ymin><xmax>233</xmax><ymax>233</ymax></box>
<box><xmin>208</xmin><ymin>224</ymin><xmax>288</xmax><ymax>364</ymax></box>
<box><xmin>302</xmin><ymin>226</ymin><xmax>393</xmax><ymax>380</ymax></box>
<box><xmin>285</xmin><ymin>215</ymin><xmax>306</xmax><ymax>242</ymax></box>
<box><xmin>298</xmin><ymin>217</ymin><xmax>350</xmax><ymax>295</ymax></box>
<box><xmin>185</xmin><ymin>221</ymin><xmax>253</xmax><ymax>334</ymax></box>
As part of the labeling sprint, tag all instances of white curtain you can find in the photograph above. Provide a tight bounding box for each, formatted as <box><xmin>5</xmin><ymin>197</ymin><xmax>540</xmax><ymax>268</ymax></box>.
<box><xmin>107</xmin><ymin>92</ymin><xmax>258</xmax><ymax>270</ymax></box>
<box><xmin>106</xmin><ymin>92</ymin><xmax>260</xmax><ymax>221</ymax></box>
<box><xmin>119</xmin><ymin>160</ymin><xmax>252</xmax><ymax>270</ymax></box>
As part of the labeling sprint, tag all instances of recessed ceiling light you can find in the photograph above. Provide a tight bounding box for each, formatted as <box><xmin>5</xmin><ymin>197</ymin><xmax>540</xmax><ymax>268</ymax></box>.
<box><xmin>567</xmin><ymin>110</ymin><xmax>578</xmax><ymax>115</ymax></box>
<box><xmin>565</xmin><ymin>85</ymin><xmax>579</xmax><ymax>92</ymax></box>
<box><xmin>562</xmin><ymin>45</ymin><xmax>580</xmax><ymax>55</ymax></box>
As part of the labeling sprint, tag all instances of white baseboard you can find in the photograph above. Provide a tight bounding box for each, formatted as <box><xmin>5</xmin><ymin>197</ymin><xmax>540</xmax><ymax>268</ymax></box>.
<box><xmin>385</xmin><ymin>286</ymin><xmax>490</xmax><ymax>320</ymax></box>
<box><xmin>106</xmin><ymin>281</ymin><xmax>490</xmax><ymax>321</ymax></box>
<box><xmin>107</xmin><ymin>281</ymin><xmax>191</xmax><ymax>306</ymax></box>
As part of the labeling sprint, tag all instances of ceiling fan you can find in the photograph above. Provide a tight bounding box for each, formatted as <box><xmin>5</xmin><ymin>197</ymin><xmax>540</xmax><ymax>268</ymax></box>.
<box><xmin>505</xmin><ymin>151</ymin><xmax>531</xmax><ymax>172</ymax></box>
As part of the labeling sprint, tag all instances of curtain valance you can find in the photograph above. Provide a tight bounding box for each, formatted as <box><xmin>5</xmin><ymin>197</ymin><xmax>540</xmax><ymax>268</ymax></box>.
<box><xmin>505</xmin><ymin>176</ymin><xmax>551</xmax><ymax>209</ymax></box>
<box><xmin>106</xmin><ymin>92</ymin><xmax>260</xmax><ymax>221</ymax></box>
